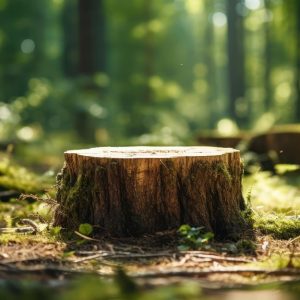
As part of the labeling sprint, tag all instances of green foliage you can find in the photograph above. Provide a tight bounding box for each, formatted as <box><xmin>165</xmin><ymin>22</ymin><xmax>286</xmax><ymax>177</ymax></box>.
<box><xmin>177</xmin><ymin>224</ymin><xmax>214</xmax><ymax>251</ymax></box>
<box><xmin>78</xmin><ymin>223</ymin><xmax>93</xmax><ymax>236</ymax></box>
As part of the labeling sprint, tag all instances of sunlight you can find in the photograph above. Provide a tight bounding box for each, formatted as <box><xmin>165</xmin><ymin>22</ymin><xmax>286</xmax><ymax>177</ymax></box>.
<box><xmin>20</xmin><ymin>39</ymin><xmax>35</xmax><ymax>54</ymax></box>
<box><xmin>245</xmin><ymin>0</ymin><xmax>261</xmax><ymax>11</ymax></box>
<box><xmin>212</xmin><ymin>12</ymin><xmax>227</xmax><ymax>27</ymax></box>
<box><xmin>17</xmin><ymin>126</ymin><xmax>36</xmax><ymax>141</ymax></box>
<box><xmin>217</xmin><ymin>118</ymin><xmax>239</xmax><ymax>136</ymax></box>
<box><xmin>185</xmin><ymin>0</ymin><xmax>203</xmax><ymax>14</ymax></box>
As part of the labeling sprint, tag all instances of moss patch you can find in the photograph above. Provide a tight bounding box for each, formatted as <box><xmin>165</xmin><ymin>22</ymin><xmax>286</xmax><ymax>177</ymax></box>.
<box><xmin>253</xmin><ymin>212</ymin><xmax>300</xmax><ymax>239</ymax></box>
<box><xmin>0</xmin><ymin>156</ymin><xmax>52</xmax><ymax>194</ymax></box>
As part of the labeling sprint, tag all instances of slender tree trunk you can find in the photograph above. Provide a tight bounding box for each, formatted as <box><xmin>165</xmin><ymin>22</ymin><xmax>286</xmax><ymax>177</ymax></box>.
<box><xmin>295</xmin><ymin>2</ymin><xmax>300</xmax><ymax>121</ymax></box>
<box><xmin>264</xmin><ymin>0</ymin><xmax>272</xmax><ymax>111</ymax></box>
<box><xmin>227</xmin><ymin>0</ymin><xmax>246</xmax><ymax>126</ymax></box>
<box><xmin>205</xmin><ymin>0</ymin><xmax>216</xmax><ymax>128</ymax></box>
<box><xmin>78</xmin><ymin>0</ymin><xmax>106</xmax><ymax>75</ymax></box>
<box><xmin>62</xmin><ymin>0</ymin><xmax>78</xmax><ymax>77</ymax></box>
<box><xmin>143</xmin><ymin>0</ymin><xmax>154</xmax><ymax>104</ymax></box>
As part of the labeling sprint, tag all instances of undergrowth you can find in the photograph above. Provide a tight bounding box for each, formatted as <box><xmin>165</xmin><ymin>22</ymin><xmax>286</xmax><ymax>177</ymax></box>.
<box><xmin>0</xmin><ymin>155</ymin><xmax>53</xmax><ymax>195</ymax></box>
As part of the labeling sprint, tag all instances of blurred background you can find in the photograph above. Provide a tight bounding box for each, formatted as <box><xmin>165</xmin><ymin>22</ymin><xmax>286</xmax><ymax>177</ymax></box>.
<box><xmin>0</xmin><ymin>0</ymin><xmax>299</xmax><ymax>167</ymax></box>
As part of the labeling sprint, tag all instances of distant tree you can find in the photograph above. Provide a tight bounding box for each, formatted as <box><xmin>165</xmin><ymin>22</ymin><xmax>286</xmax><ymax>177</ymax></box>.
<box><xmin>226</xmin><ymin>0</ymin><xmax>247</xmax><ymax>126</ymax></box>
<box><xmin>204</xmin><ymin>0</ymin><xmax>216</xmax><ymax>128</ymax></box>
<box><xmin>78</xmin><ymin>0</ymin><xmax>106</xmax><ymax>75</ymax></box>
<box><xmin>143</xmin><ymin>0</ymin><xmax>154</xmax><ymax>104</ymax></box>
<box><xmin>282</xmin><ymin>0</ymin><xmax>300</xmax><ymax>121</ymax></box>
<box><xmin>62</xmin><ymin>0</ymin><xmax>78</xmax><ymax>76</ymax></box>
<box><xmin>0</xmin><ymin>0</ymin><xmax>52</xmax><ymax>101</ymax></box>
<box><xmin>264</xmin><ymin>0</ymin><xmax>272</xmax><ymax>111</ymax></box>
<box><xmin>295</xmin><ymin>1</ymin><xmax>300</xmax><ymax>121</ymax></box>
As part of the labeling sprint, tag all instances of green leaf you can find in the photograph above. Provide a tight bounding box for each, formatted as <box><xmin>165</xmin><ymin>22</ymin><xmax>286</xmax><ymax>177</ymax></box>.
<box><xmin>178</xmin><ymin>224</ymin><xmax>191</xmax><ymax>235</ymax></box>
<box><xmin>78</xmin><ymin>223</ymin><xmax>93</xmax><ymax>236</ymax></box>
<box><xmin>203</xmin><ymin>232</ymin><xmax>214</xmax><ymax>240</ymax></box>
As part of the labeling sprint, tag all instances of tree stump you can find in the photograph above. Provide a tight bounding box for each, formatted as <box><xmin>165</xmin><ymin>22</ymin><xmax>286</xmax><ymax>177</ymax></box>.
<box><xmin>54</xmin><ymin>146</ymin><xmax>248</xmax><ymax>238</ymax></box>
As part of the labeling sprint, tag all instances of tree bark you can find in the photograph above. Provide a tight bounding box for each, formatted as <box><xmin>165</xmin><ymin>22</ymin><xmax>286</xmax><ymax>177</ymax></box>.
<box><xmin>227</xmin><ymin>0</ymin><xmax>247</xmax><ymax>126</ymax></box>
<box><xmin>78</xmin><ymin>0</ymin><xmax>106</xmax><ymax>75</ymax></box>
<box><xmin>295</xmin><ymin>1</ymin><xmax>300</xmax><ymax>121</ymax></box>
<box><xmin>54</xmin><ymin>146</ymin><xmax>248</xmax><ymax>238</ymax></box>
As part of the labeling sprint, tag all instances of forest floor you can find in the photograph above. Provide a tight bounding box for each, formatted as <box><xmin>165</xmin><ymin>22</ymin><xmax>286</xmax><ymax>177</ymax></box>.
<box><xmin>0</xmin><ymin>152</ymin><xmax>300</xmax><ymax>299</ymax></box>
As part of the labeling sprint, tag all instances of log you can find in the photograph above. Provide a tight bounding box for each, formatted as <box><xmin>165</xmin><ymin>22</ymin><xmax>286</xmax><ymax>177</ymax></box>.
<box><xmin>54</xmin><ymin>146</ymin><xmax>248</xmax><ymax>238</ymax></box>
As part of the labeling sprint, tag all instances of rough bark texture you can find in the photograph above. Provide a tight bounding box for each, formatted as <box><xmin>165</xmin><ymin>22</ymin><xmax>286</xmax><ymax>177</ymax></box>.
<box><xmin>54</xmin><ymin>147</ymin><xmax>248</xmax><ymax>238</ymax></box>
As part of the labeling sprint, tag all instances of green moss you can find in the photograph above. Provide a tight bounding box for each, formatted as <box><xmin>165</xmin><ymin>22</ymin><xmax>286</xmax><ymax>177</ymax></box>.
<box><xmin>0</xmin><ymin>232</ymin><xmax>58</xmax><ymax>245</ymax></box>
<box><xmin>253</xmin><ymin>212</ymin><xmax>300</xmax><ymax>239</ymax></box>
<box><xmin>56</xmin><ymin>166</ymin><xmax>94</xmax><ymax>228</ymax></box>
<box><xmin>0</xmin><ymin>158</ymin><xmax>52</xmax><ymax>194</ymax></box>
<box><xmin>215</xmin><ymin>162</ymin><xmax>233</xmax><ymax>182</ymax></box>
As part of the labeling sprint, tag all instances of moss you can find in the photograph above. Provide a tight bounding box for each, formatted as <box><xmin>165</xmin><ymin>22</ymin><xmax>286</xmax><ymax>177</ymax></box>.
<box><xmin>214</xmin><ymin>162</ymin><xmax>233</xmax><ymax>183</ymax></box>
<box><xmin>55</xmin><ymin>165</ymin><xmax>95</xmax><ymax>229</ymax></box>
<box><xmin>253</xmin><ymin>212</ymin><xmax>300</xmax><ymax>239</ymax></box>
<box><xmin>0</xmin><ymin>231</ymin><xmax>58</xmax><ymax>245</ymax></box>
<box><xmin>0</xmin><ymin>158</ymin><xmax>51</xmax><ymax>194</ymax></box>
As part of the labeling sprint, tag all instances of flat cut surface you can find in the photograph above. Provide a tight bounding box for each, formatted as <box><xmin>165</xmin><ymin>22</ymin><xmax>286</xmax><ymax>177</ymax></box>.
<box><xmin>65</xmin><ymin>146</ymin><xmax>238</xmax><ymax>159</ymax></box>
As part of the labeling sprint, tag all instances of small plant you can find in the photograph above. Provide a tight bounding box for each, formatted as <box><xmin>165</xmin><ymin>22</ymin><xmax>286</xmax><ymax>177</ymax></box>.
<box><xmin>177</xmin><ymin>224</ymin><xmax>214</xmax><ymax>251</ymax></box>
<box><xmin>78</xmin><ymin>223</ymin><xmax>93</xmax><ymax>236</ymax></box>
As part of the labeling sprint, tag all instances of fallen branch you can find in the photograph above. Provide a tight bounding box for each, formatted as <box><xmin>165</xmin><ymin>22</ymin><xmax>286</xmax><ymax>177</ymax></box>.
<box><xmin>74</xmin><ymin>250</ymin><xmax>252</xmax><ymax>263</ymax></box>
<box><xmin>129</xmin><ymin>267</ymin><xmax>300</xmax><ymax>278</ymax></box>
<box><xmin>0</xmin><ymin>227</ymin><xmax>35</xmax><ymax>233</ymax></box>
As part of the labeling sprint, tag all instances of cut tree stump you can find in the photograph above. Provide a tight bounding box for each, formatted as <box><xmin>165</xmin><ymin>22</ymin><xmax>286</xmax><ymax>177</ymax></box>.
<box><xmin>54</xmin><ymin>146</ymin><xmax>248</xmax><ymax>238</ymax></box>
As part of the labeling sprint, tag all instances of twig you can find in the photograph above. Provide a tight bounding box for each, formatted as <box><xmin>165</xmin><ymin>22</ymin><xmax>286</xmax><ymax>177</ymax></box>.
<box><xmin>17</xmin><ymin>219</ymin><xmax>40</xmax><ymax>234</ymax></box>
<box><xmin>74</xmin><ymin>231</ymin><xmax>102</xmax><ymax>242</ymax></box>
<box><xmin>75</xmin><ymin>250</ymin><xmax>252</xmax><ymax>263</ymax></box>
<box><xmin>190</xmin><ymin>253</ymin><xmax>253</xmax><ymax>263</ymax></box>
<box><xmin>0</xmin><ymin>227</ymin><xmax>35</xmax><ymax>233</ymax></box>
<box><xmin>73</xmin><ymin>254</ymin><xmax>103</xmax><ymax>263</ymax></box>
<box><xmin>287</xmin><ymin>235</ymin><xmax>300</xmax><ymax>245</ymax></box>
<box><xmin>74</xmin><ymin>252</ymin><xmax>175</xmax><ymax>263</ymax></box>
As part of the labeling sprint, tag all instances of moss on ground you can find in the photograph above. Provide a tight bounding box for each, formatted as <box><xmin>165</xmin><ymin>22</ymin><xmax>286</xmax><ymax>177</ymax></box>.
<box><xmin>253</xmin><ymin>212</ymin><xmax>300</xmax><ymax>239</ymax></box>
<box><xmin>0</xmin><ymin>156</ymin><xmax>53</xmax><ymax>194</ymax></box>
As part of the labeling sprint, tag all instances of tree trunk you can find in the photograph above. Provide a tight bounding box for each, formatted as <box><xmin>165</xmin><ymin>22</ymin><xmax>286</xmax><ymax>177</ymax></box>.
<box><xmin>54</xmin><ymin>146</ymin><xmax>248</xmax><ymax>238</ymax></box>
<box><xmin>78</xmin><ymin>0</ymin><xmax>106</xmax><ymax>75</ymax></box>
<box><xmin>295</xmin><ymin>2</ymin><xmax>300</xmax><ymax>121</ymax></box>
<box><xmin>264</xmin><ymin>0</ymin><xmax>272</xmax><ymax>111</ymax></box>
<box><xmin>227</xmin><ymin>0</ymin><xmax>247</xmax><ymax>126</ymax></box>
<box><xmin>62</xmin><ymin>0</ymin><xmax>78</xmax><ymax>77</ymax></box>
